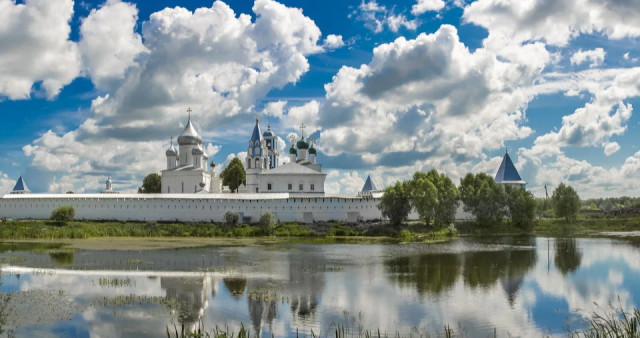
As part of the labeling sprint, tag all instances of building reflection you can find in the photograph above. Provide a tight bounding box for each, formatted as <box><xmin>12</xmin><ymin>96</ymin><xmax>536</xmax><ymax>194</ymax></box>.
<box><xmin>554</xmin><ymin>238</ymin><xmax>582</xmax><ymax>275</ymax></box>
<box><xmin>223</xmin><ymin>277</ymin><xmax>247</xmax><ymax>299</ymax></box>
<box><xmin>161</xmin><ymin>277</ymin><xmax>208</xmax><ymax>330</ymax></box>
<box><xmin>287</xmin><ymin>250</ymin><xmax>325</xmax><ymax>325</ymax></box>
<box><xmin>384</xmin><ymin>253</ymin><xmax>461</xmax><ymax>296</ymax></box>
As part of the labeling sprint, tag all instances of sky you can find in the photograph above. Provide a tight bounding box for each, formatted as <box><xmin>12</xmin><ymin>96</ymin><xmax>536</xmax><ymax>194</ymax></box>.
<box><xmin>1</xmin><ymin>0</ymin><xmax>640</xmax><ymax>198</ymax></box>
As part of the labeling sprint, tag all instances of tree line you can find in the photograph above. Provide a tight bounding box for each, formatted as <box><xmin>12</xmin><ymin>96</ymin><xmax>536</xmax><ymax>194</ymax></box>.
<box><xmin>378</xmin><ymin>170</ymin><xmax>581</xmax><ymax>228</ymax></box>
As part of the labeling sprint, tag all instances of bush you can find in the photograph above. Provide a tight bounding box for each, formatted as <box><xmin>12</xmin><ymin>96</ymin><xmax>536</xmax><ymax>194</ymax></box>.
<box><xmin>259</xmin><ymin>211</ymin><xmax>276</xmax><ymax>235</ymax></box>
<box><xmin>224</xmin><ymin>211</ymin><xmax>239</xmax><ymax>227</ymax></box>
<box><xmin>50</xmin><ymin>205</ymin><xmax>75</xmax><ymax>226</ymax></box>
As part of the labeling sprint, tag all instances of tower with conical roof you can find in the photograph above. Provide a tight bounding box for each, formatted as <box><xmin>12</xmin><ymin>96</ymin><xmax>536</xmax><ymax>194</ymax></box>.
<box><xmin>10</xmin><ymin>175</ymin><xmax>30</xmax><ymax>194</ymax></box>
<box><xmin>246</xmin><ymin>118</ymin><xmax>270</xmax><ymax>193</ymax></box>
<box><xmin>494</xmin><ymin>150</ymin><xmax>526</xmax><ymax>189</ymax></box>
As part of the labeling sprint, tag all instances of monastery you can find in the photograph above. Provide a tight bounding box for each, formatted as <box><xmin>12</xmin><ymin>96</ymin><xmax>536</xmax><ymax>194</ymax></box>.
<box><xmin>0</xmin><ymin>112</ymin><xmax>524</xmax><ymax>223</ymax></box>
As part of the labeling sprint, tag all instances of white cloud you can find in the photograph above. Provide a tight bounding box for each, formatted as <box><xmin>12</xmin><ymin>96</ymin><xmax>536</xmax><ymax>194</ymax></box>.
<box><xmin>0</xmin><ymin>172</ymin><xmax>16</xmax><ymax>194</ymax></box>
<box><xmin>325</xmin><ymin>170</ymin><xmax>365</xmax><ymax>194</ymax></box>
<box><xmin>603</xmin><ymin>142</ymin><xmax>620</xmax><ymax>156</ymax></box>
<box><xmin>22</xmin><ymin>0</ymin><xmax>326</xmax><ymax>192</ymax></box>
<box><xmin>570</xmin><ymin>48</ymin><xmax>605</xmax><ymax>67</ymax></box>
<box><xmin>282</xmin><ymin>100</ymin><xmax>320</xmax><ymax>133</ymax></box>
<box><xmin>411</xmin><ymin>0</ymin><xmax>445</xmax><ymax>15</ymax></box>
<box><xmin>79</xmin><ymin>0</ymin><xmax>148</xmax><ymax>90</ymax></box>
<box><xmin>0</xmin><ymin>0</ymin><xmax>81</xmax><ymax>99</ymax></box>
<box><xmin>355</xmin><ymin>1</ymin><xmax>418</xmax><ymax>33</ymax></box>
<box><xmin>323</xmin><ymin>34</ymin><xmax>345</xmax><ymax>49</ymax></box>
<box><xmin>464</xmin><ymin>0</ymin><xmax>640</xmax><ymax>47</ymax></box>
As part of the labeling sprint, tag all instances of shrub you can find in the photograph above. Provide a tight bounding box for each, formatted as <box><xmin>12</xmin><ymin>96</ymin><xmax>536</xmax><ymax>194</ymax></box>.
<box><xmin>259</xmin><ymin>211</ymin><xmax>276</xmax><ymax>235</ymax></box>
<box><xmin>224</xmin><ymin>211</ymin><xmax>239</xmax><ymax>227</ymax></box>
<box><xmin>50</xmin><ymin>206</ymin><xmax>75</xmax><ymax>226</ymax></box>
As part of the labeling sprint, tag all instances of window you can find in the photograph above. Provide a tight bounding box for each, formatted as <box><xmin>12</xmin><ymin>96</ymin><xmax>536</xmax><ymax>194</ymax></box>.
<box><xmin>255</xmin><ymin>187</ymin><xmax>259</xmax><ymax>193</ymax></box>
<box><xmin>288</xmin><ymin>183</ymin><xmax>292</xmax><ymax>190</ymax></box>
<box><xmin>182</xmin><ymin>182</ymin><xmax>184</xmax><ymax>193</ymax></box>
<box><xmin>267</xmin><ymin>183</ymin><xmax>272</xmax><ymax>191</ymax></box>
<box><xmin>299</xmin><ymin>184</ymin><xmax>303</xmax><ymax>191</ymax></box>
<box><xmin>310</xmin><ymin>184</ymin><xmax>315</xmax><ymax>191</ymax></box>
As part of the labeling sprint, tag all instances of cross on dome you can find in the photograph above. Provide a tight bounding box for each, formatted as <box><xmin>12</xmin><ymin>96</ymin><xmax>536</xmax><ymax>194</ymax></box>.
<box><xmin>299</xmin><ymin>123</ymin><xmax>306</xmax><ymax>138</ymax></box>
<box><xmin>187</xmin><ymin>107</ymin><xmax>192</xmax><ymax>120</ymax></box>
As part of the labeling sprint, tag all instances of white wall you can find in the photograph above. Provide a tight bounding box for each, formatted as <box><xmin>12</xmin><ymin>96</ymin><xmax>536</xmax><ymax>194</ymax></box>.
<box><xmin>258</xmin><ymin>174</ymin><xmax>324</xmax><ymax>194</ymax></box>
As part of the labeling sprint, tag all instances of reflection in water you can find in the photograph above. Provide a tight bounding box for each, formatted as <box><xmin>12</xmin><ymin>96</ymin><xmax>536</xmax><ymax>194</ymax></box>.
<box><xmin>223</xmin><ymin>277</ymin><xmax>247</xmax><ymax>299</ymax></box>
<box><xmin>555</xmin><ymin>238</ymin><xmax>582</xmax><ymax>275</ymax></box>
<box><xmin>385</xmin><ymin>253</ymin><xmax>461</xmax><ymax>296</ymax></box>
<box><xmin>0</xmin><ymin>237</ymin><xmax>638</xmax><ymax>337</ymax></box>
<box><xmin>49</xmin><ymin>251</ymin><xmax>74</xmax><ymax>266</ymax></box>
<box><xmin>161</xmin><ymin>277</ymin><xmax>207</xmax><ymax>329</ymax></box>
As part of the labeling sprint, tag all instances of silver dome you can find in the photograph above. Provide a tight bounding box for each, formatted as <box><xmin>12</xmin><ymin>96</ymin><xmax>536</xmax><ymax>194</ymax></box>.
<box><xmin>177</xmin><ymin>119</ymin><xmax>202</xmax><ymax>146</ymax></box>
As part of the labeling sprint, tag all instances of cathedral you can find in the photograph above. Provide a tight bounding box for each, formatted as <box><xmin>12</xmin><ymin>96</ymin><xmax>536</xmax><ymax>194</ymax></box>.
<box><xmin>161</xmin><ymin>111</ymin><xmax>325</xmax><ymax>195</ymax></box>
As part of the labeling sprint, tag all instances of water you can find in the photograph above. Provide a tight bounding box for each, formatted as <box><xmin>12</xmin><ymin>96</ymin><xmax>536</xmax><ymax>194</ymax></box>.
<box><xmin>0</xmin><ymin>236</ymin><xmax>638</xmax><ymax>337</ymax></box>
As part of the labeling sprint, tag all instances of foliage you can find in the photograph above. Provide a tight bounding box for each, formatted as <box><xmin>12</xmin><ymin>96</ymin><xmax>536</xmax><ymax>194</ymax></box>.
<box><xmin>425</xmin><ymin>170</ymin><xmax>460</xmax><ymax>227</ymax></box>
<box><xmin>409</xmin><ymin>172</ymin><xmax>438</xmax><ymax>226</ymax></box>
<box><xmin>50</xmin><ymin>205</ymin><xmax>75</xmax><ymax>225</ymax></box>
<box><xmin>224</xmin><ymin>211</ymin><xmax>239</xmax><ymax>227</ymax></box>
<box><xmin>220</xmin><ymin>157</ymin><xmax>246</xmax><ymax>193</ymax></box>
<box><xmin>505</xmin><ymin>185</ymin><xmax>536</xmax><ymax>229</ymax></box>
<box><xmin>138</xmin><ymin>173</ymin><xmax>161</xmax><ymax>193</ymax></box>
<box><xmin>328</xmin><ymin>224</ymin><xmax>359</xmax><ymax>236</ymax></box>
<box><xmin>378</xmin><ymin>181</ymin><xmax>412</xmax><ymax>228</ymax></box>
<box><xmin>581</xmin><ymin>196</ymin><xmax>640</xmax><ymax>211</ymax></box>
<box><xmin>258</xmin><ymin>211</ymin><xmax>276</xmax><ymax>235</ymax></box>
<box><xmin>534</xmin><ymin>197</ymin><xmax>554</xmax><ymax>218</ymax></box>
<box><xmin>552</xmin><ymin>183</ymin><xmax>581</xmax><ymax>222</ymax></box>
<box><xmin>459</xmin><ymin>173</ymin><xmax>506</xmax><ymax>227</ymax></box>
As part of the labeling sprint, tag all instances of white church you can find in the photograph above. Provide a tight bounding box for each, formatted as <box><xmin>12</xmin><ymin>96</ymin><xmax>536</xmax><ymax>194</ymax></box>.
<box><xmin>161</xmin><ymin>112</ymin><xmax>326</xmax><ymax>196</ymax></box>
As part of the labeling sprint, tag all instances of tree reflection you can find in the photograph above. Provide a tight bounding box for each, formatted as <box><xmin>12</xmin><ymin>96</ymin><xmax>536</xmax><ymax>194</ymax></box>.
<box><xmin>385</xmin><ymin>253</ymin><xmax>461</xmax><ymax>296</ymax></box>
<box><xmin>554</xmin><ymin>238</ymin><xmax>582</xmax><ymax>275</ymax></box>
<box><xmin>223</xmin><ymin>277</ymin><xmax>247</xmax><ymax>299</ymax></box>
<box><xmin>49</xmin><ymin>251</ymin><xmax>74</xmax><ymax>266</ymax></box>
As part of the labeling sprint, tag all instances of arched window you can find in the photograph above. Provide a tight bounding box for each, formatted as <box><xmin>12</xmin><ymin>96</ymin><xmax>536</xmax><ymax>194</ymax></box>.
<box><xmin>247</xmin><ymin>158</ymin><xmax>251</xmax><ymax>169</ymax></box>
<box><xmin>255</xmin><ymin>158</ymin><xmax>260</xmax><ymax>168</ymax></box>
<box><xmin>264</xmin><ymin>158</ymin><xmax>268</xmax><ymax>169</ymax></box>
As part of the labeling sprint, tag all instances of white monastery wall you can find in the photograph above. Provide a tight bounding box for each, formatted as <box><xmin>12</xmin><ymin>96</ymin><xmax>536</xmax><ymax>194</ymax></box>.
<box><xmin>0</xmin><ymin>194</ymin><xmax>384</xmax><ymax>223</ymax></box>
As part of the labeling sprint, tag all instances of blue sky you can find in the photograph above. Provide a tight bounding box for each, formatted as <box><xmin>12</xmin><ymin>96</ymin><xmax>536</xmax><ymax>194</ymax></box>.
<box><xmin>2</xmin><ymin>0</ymin><xmax>640</xmax><ymax>197</ymax></box>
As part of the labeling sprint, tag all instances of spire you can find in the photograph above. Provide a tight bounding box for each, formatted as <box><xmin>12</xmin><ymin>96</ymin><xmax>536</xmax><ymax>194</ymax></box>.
<box><xmin>250</xmin><ymin>118</ymin><xmax>262</xmax><ymax>142</ymax></box>
<box><xmin>361</xmin><ymin>174</ymin><xmax>378</xmax><ymax>192</ymax></box>
<box><xmin>12</xmin><ymin>175</ymin><xmax>30</xmax><ymax>193</ymax></box>
<box><xmin>495</xmin><ymin>151</ymin><xmax>524</xmax><ymax>183</ymax></box>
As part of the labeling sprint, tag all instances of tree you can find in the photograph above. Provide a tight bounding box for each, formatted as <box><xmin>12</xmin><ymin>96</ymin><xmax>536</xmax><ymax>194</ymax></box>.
<box><xmin>224</xmin><ymin>211</ymin><xmax>239</xmax><ymax>226</ymax></box>
<box><xmin>410</xmin><ymin>173</ymin><xmax>438</xmax><ymax>226</ymax></box>
<box><xmin>552</xmin><ymin>183</ymin><xmax>580</xmax><ymax>222</ymax></box>
<box><xmin>220</xmin><ymin>157</ymin><xmax>246</xmax><ymax>193</ymax></box>
<box><xmin>139</xmin><ymin>173</ymin><xmax>161</xmax><ymax>193</ymax></box>
<box><xmin>259</xmin><ymin>211</ymin><xmax>276</xmax><ymax>235</ymax></box>
<box><xmin>425</xmin><ymin>170</ymin><xmax>460</xmax><ymax>227</ymax></box>
<box><xmin>505</xmin><ymin>185</ymin><xmax>536</xmax><ymax>229</ymax></box>
<box><xmin>459</xmin><ymin>173</ymin><xmax>506</xmax><ymax>226</ymax></box>
<box><xmin>50</xmin><ymin>205</ymin><xmax>75</xmax><ymax>226</ymax></box>
<box><xmin>378</xmin><ymin>181</ymin><xmax>412</xmax><ymax>228</ymax></box>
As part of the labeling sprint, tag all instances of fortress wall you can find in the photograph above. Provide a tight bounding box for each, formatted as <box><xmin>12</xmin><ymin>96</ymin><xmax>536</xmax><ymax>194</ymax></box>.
<box><xmin>0</xmin><ymin>195</ymin><xmax>384</xmax><ymax>223</ymax></box>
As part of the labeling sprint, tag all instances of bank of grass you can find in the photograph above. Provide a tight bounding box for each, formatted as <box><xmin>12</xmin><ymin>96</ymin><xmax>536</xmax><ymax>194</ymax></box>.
<box><xmin>456</xmin><ymin>214</ymin><xmax>640</xmax><ymax>237</ymax></box>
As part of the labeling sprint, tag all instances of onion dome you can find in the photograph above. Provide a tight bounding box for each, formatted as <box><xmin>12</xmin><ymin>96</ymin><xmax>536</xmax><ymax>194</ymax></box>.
<box><xmin>177</xmin><ymin>117</ymin><xmax>202</xmax><ymax>146</ymax></box>
<box><xmin>289</xmin><ymin>145</ymin><xmax>297</xmax><ymax>154</ymax></box>
<box><xmin>166</xmin><ymin>144</ymin><xmax>177</xmax><ymax>156</ymax></box>
<box><xmin>297</xmin><ymin>137</ymin><xmax>309</xmax><ymax>149</ymax></box>
<box><xmin>263</xmin><ymin>123</ymin><xmax>274</xmax><ymax>137</ymax></box>
<box><xmin>192</xmin><ymin>144</ymin><xmax>204</xmax><ymax>155</ymax></box>
<box><xmin>308</xmin><ymin>146</ymin><xmax>316</xmax><ymax>155</ymax></box>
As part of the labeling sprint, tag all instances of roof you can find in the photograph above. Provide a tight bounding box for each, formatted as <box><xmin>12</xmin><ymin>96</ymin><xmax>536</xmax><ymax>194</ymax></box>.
<box><xmin>250</xmin><ymin>119</ymin><xmax>262</xmax><ymax>142</ymax></box>
<box><xmin>12</xmin><ymin>176</ymin><xmax>29</xmax><ymax>192</ymax></box>
<box><xmin>0</xmin><ymin>192</ymin><xmax>376</xmax><ymax>200</ymax></box>
<box><xmin>177</xmin><ymin>118</ymin><xmax>202</xmax><ymax>146</ymax></box>
<box><xmin>259</xmin><ymin>162</ymin><xmax>325</xmax><ymax>176</ymax></box>
<box><xmin>495</xmin><ymin>152</ymin><xmax>526</xmax><ymax>184</ymax></box>
<box><xmin>361</xmin><ymin>175</ymin><xmax>378</xmax><ymax>192</ymax></box>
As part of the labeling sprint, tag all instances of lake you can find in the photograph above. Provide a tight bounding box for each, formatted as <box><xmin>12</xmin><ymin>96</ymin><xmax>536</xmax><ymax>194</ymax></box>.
<box><xmin>0</xmin><ymin>236</ymin><xmax>638</xmax><ymax>337</ymax></box>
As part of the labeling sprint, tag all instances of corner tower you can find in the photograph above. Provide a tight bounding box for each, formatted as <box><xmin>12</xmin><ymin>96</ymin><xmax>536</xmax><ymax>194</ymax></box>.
<box><xmin>495</xmin><ymin>150</ymin><xmax>526</xmax><ymax>189</ymax></box>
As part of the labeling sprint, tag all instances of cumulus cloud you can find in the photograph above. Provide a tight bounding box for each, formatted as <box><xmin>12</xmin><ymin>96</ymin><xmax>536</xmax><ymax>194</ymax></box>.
<box><xmin>0</xmin><ymin>0</ymin><xmax>81</xmax><ymax>99</ymax></box>
<box><xmin>0</xmin><ymin>172</ymin><xmax>16</xmax><ymax>194</ymax></box>
<box><xmin>323</xmin><ymin>34</ymin><xmax>345</xmax><ymax>49</ymax></box>
<box><xmin>411</xmin><ymin>0</ymin><xmax>445</xmax><ymax>15</ymax></box>
<box><xmin>316</xmin><ymin>25</ymin><xmax>543</xmax><ymax>173</ymax></box>
<box><xmin>79</xmin><ymin>0</ymin><xmax>148</xmax><ymax>89</ymax></box>
<box><xmin>603</xmin><ymin>142</ymin><xmax>620</xmax><ymax>156</ymax></box>
<box><xmin>464</xmin><ymin>0</ymin><xmax>640</xmax><ymax>48</ymax></box>
<box><xmin>22</xmin><ymin>0</ymin><xmax>326</xmax><ymax>192</ymax></box>
<box><xmin>355</xmin><ymin>1</ymin><xmax>418</xmax><ymax>33</ymax></box>
<box><xmin>570</xmin><ymin>48</ymin><xmax>606</xmax><ymax>67</ymax></box>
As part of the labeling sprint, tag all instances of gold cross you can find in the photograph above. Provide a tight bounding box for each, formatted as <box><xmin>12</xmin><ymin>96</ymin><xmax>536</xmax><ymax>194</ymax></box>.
<box><xmin>299</xmin><ymin>123</ymin><xmax>306</xmax><ymax>138</ymax></box>
<box><xmin>187</xmin><ymin>107</ymin><xmax>192</xmax><ymax>120</ymax></box>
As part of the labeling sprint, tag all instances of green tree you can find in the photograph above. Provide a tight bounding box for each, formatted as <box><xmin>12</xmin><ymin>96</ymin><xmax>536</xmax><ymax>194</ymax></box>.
<box><xmin>552</xmin><ymin>183</ymin><xmax>580</xmax><ymax>222</ymax></box>
<box><xmin>410</xmin><ymin>173</ymin><xmax>438</xmax><ymax>226</ymax></box>
<box><xmin>505</xmin><ymin>185</ymin><xmax>536</xmax><ymax>229</ymax></box>
<box><xmin>50</xmin><ymin>205</ymin><xmax>75</xmax><ymax>226</ymax></box>
<box><xmin>459</xmin><ymin>173</ymin><xmax>506</xmax><ymax>226</ymax></box>
<box><xmin>138</xmin><ymin>173</ymin><xmax>161</xmax><ymax>193</ymax></box>
<box><xmin>259</xmin><ymin>211</ymin><xmax>276</xmax><ymax>235</ymax></box>
<box><xmin>378</xmin><ymin>181</ymin><xmax>412</xmax><ymax>228</ymax></box>
<box><xmin>220</xmin><ymin>157</ymin><xmax>246</xmax><ymax>193</ymax></box>
<box><xmin>224</xmin><ymin>211</ymin><xmax>239</xmax><ymax>226</ymax></box>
